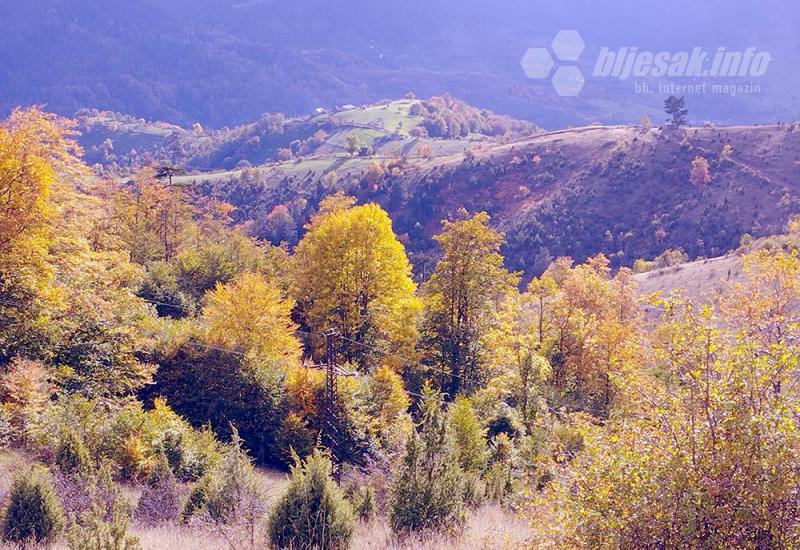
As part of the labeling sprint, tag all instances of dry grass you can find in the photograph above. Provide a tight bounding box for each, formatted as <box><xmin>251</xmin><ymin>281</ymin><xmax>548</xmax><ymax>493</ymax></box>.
<box><xmin>351</xmin><ymin>504</ymin><xmax>532</xmax><ymax>550</ymax></box>
<box><xmin>0</xmin><ymin>454</ymin><xmax>532</xmax><ymax>550</ymax></box>
<box><xmin>632</xmin><ymin>254</ymin><xmax>742</xmax><ymax>305</ymax></box>
<box><xmin>127</xmin><ymin>524</ymin><xmax>230</xmax><ymax>549</ymax></box>
<box><xmin>117</xmin><ymin>502</ymin><xmax>531</xmax><ymax>550</ymax></box>
<box><xmin>0</xmin><ymin>500</ymin><xmax>530</xmax><ymax>550</ymax></box>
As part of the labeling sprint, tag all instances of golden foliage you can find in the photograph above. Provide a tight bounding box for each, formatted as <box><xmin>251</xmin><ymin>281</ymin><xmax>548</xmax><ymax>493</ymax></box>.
<box><xmin>202</xmin><ymin>271</ymin><xmax>301</xmax><ymax>370</ymax></box>
<box><xmin>529</xmin><ymin>250</ymin><xmax>800</xmax><ymax>548</ymax></box>
<box><xmin>690</xmin><ymin>155</ymin><xmax>711</xmax><ymax>186</ymax></box>
<box><xmin>422</xmin><ymin>211</ymin><xmax>518</xmax><ymax>395</ymax></box>
<box><xmin>293</xmin><ymin>201</ymin><xmax>421</xmax><ymax>370</ymax></box>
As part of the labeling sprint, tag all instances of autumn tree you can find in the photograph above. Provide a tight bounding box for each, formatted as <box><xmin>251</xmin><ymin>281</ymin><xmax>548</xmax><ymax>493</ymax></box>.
<box><xmin>524</xmin><ymin>275</ymin><xmax>558</xmax><ymax>352</ymax></box>
<box><xmin>364</xmin><ymin>161</ymin><xmax>385</xmax><ymax>189</ymax></box>
<box><xmin>171</xmin><ymin>230</ymin><xmax>287</xmax><ymax>307</ymax></box>
<box><xmin>32</xmin><ymin>224</ymin><xmax>157</xmax><ymax>401</ymax></box>
<box><xmin>690</xmin><ymin>155</ymin><xmax>711</xmax><ymax>186</ymax></box>
<box><xmin>344</xmin><ymin>135</ymin><xmax>363</xmax><ymax>157</ymax></box>
<box><xmin>447</xmin><ymin>396</ymin><xmax>486</xmax><ymax>473</ymax></box>
<box><xmin>321</xmin><ymin>170</ymin><xmax>338</xmax><ymax>188</ymax></box>
<box><xmin>450</xmin><ymin>279</ymin><xmax>549</xmax><ymax>432</ymax></box>
<box><xmin>154</xmin><ymin>165</ymin><xmax>186</xmax><ymax>186</ymax></box>
<box><xmin>112</xmin><ymin>168</ymin><xmax>193</xmax><ymax>264</ymax></box>
<box><xmin>292</xmin><ymin>199</ymin><xmax>421</xmax><ymax>371</ymax></box>
<box><xmin>477</xmin><ymin>290</ymin><xmax>553</xmax><ymax>424</ymax></box>
<box><xmin>202</xmin><ymin>271</ymin><xmax>301</xmax><ymax>370</ymax></box>
<box><xmin>52</xmin><ymin>309</ymin><xmax>156</xmax><ymax>400</ymax></box>
<box><xmin>421</xmin><ymin>212</ymin><xmax>518</xmax><ymax>397</ymax></box>
<box><xmin>366</xmin><ymin>365</ymin><xmax>412</xmax><ymax>451</ymax></box>
<box><xmin>0</xmin><ymin>358</ymin><xmax>51</xmax><ymax>443</ymax></box>
<box><xmin>0</xmin><ymin>108</ymin><xmax>83</xmax><ymax>362</ymax></box>
<box><xmin>257</xmin><ymin>204</ymin><xmax>297</xmax><ymax>245</ymax></box>
<box><xmin>543</xmin><ymin>255</ymin><xmax>640</xmax><ymax>414</ymax></box>
<box><xmin>530</xmin><ymin>250</ymin><xmax>800</xmax><ymax>547</ymax></box>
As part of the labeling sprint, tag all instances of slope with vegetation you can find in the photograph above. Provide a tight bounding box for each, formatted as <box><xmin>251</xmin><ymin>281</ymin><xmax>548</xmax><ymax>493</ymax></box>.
<box><xmin>85</xmin><ymin>97</ymin><xmax>800</xmax><ymax>283</ymax></box>
<box><xmin>4</xmin><ymin>104</ymin><xmax>800</xmax><ymax>549</ymax></box>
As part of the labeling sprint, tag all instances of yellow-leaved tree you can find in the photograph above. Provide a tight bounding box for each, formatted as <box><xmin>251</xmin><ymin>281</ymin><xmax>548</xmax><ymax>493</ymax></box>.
<box><xmin>0</xmin><ymin>107</ymin><xmax>84</xmax><ymax>362</ymax></box>
<box><xmin>420</xmin><ymin>211</ymin><xmax>518</xmax><ymax>397</ymax></box>
<box><xmin>530</xmin><ymin>250</ymin><xmax>800</xmax><ymax>548</ymax></box>
<box><xmin>110</xmin><ymin>167</ymin><xmax>194</xmax><ymax>264</ymax></box>
<box><xmin>292</xmin><ymin>197</ymin><xmax>421</xmax><ymax>371</ymax></box>
<box><xmin>202</xmin><ymin>271</ymin><xmax>301</xmax><ymax>371</ymax></box>
<box><xmin>534</xmin><ymin>254</ymin><xmax>641</xmax><ymax>415</ymax></box>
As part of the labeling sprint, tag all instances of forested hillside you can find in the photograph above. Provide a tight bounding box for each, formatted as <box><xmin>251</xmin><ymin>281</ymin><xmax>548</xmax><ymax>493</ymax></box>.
<box><xmin>4</xmin><ymin>106</ymin><xmax>800</xmax><ymax>548</ymax></box>
<box><xmin>78</xmin><ymin>98</ymin><xmax>800</xmax><ymax>282</ymax></box>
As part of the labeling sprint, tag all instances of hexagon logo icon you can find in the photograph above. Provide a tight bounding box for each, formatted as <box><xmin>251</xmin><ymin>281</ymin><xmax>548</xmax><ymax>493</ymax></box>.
<box><xmin>520</xmin><ymin>48</ymin><xmax>554</xmax><ymax>79</ymax></box>
<box><xmin>551</xmin><ymin>66</ymin><xmax>585</xmax><ymax>96</ymax></box>
<box><xmin>521</xmin><ymin>30</ymin><xmax>586</xmax><ymax>96</ymax></box>
<box><xmin>551</xmin><ymin>30</ymin><xmax>585</xmax><ymax>62</ymax></box>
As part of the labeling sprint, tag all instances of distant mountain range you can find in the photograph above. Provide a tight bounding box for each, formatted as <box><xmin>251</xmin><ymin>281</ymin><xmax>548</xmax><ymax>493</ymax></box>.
<box><xmin>2</xmin><ymin>0</ymin><xmax>799</xmax><ymax>129</ymax></box>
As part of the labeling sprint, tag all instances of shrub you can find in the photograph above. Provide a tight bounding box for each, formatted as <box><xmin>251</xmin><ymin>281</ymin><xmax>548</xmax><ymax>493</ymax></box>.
<box><xmin>690</xmin><ymin>155</ymin><xmax>711</xmax><ymax>186</ymax></box>
<box><xmin>447</xmin><ymin>396</ymin><xmax>487</xmax><ymax>473</ymax></box>
<box><xmin>461</xmin><ymin>472</ymin><xmax>486</xmax><ymax>508</ymax></box>
<box><xmin>276</xmin><ymin>411</ymin><xmax>317</xmax><ymax>465</ymax></box>
<box><xmin>178</xmin><ymin>432</ymin><xmax>263</xmax><ymax>528</ymax></box>
<box><xmin>389</xmin><ymin>386</ymin><xmax>465</xmax><ymax>534</ymax></box>
<box><xmin>204</xmin><ymin>430</ymin><xmax>264</xmax><ymax>525</ymax></box>
<box><xmin>0</xmin><ymin>358</ymin><xmax>51</xmax><ymax>444</ymax></box>
<box><xmin>134</xmin><ymin>450</ymin><xmax>180</xmax><ymax>525</ymax></box>
<box><xmin>267</xmin><ymin>448</ymin><xmax>355</xmax><ymax>550</ymax></box>
<box><xmin>54</xmin><ymin>429</ymin><xmax>92</xmax><ymax>477</ymax></box>
<box><xmin>483</xmin><ymin>433</ymin><xmax>517</xmax><ymax>502</ymax></box>
<box><xmin>181</xmin><ymin>474</ymin><xmax>213</xmax><ymax>522</ymax></box>
<box><xmin>160</xmin><ymin>429</ymin><xmax>184</xmax><ymax>473</ymax></box>
<box><xmin>31</xmin><ymin>395</ymin><xmax>222</xmax><ymax>482</ymax></box>
<box><xmin>118</xmin><ymin>434</ymin><xmax>146</xmax><ymax>481</ymax></box>
<box><xmin>0</xmin><ymin>405</ymin><xmax>12</xmax><ymax>446</ymax></box>
<box><xmin>554</xmin><ymin>423</ymin><xmax>584</xmax><ymax>461</ymax></box>
<box><xmin>2</xmin><ymin>465</ymin><xmax>64</xmax><ymax>543</ymax></box>
<box><xmin>65</xmin><ymin>465</ymin><xmax>140</xmax><ymax>550</ymax></box>
<box><xmin>157</xmin><ymin>427</ymin><xmax>216</xmax><ymax>482</ymax></box>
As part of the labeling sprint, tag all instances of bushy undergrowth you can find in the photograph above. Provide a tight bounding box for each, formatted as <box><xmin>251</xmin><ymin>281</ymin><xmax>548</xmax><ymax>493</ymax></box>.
<box><xmin>267</xmin><ymin>449</ymin><xmax>355</xmax><ymax>550</ymax></box>
<box><xmin>1</xmin><ymin>465</ymin><xmax>63</xmax><ymax>543</ymax></box>
<box><xmin>389</xmin><ymin>387</ymin><xmax>466</xmax><ymax>535</ymax></box>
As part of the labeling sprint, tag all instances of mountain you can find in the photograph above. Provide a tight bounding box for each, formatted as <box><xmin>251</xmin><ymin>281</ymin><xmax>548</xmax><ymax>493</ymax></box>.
<box><xmin>2</xmin><ymin>0</ymin><xmax>799</xmax><ymax>128</ymax></box>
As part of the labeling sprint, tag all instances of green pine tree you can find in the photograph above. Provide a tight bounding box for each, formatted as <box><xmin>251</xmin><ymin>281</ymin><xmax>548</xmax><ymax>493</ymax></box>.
<box><xmin>389</xmin><ymin>384</ymin><xmax>466</xmax><ymax>534</ymax></box>
<box><xmin>2</xmin><ymin>465</ymin><xmax>64</xmax><ymax>543</ymax></box>
<box><xmin>267</xmin><ymin>448</ymin><xmax>355</xmax><ymax>550</ymax></box>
